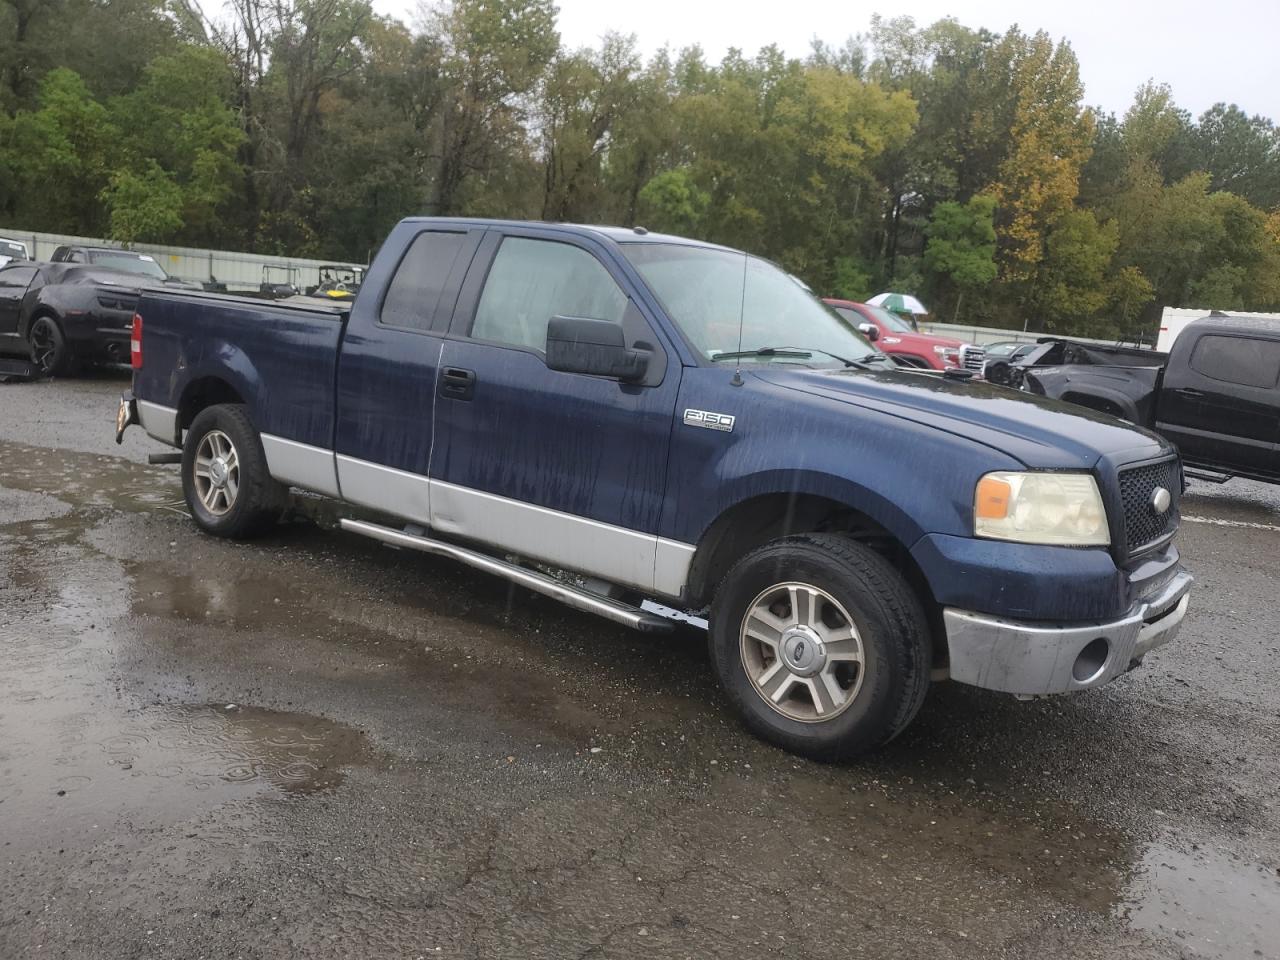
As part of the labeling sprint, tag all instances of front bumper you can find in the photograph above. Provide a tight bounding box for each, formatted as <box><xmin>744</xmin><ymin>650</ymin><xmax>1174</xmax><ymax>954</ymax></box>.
<box><xmin>942</xmin><ymin>568</ymin><xmax>1192</xmax><ymax>695</ymax></box>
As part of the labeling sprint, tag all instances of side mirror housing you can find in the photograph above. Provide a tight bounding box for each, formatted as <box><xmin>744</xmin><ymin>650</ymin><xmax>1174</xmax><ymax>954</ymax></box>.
<box><xmin>857</xmin><ymin>322</ymin><xmax>880</xmax><ymax>342</ymax></box>
<box><xmin>546</xmin><ymin>315</ymin><xmax>650</xmax><ymax>382</ymax></box>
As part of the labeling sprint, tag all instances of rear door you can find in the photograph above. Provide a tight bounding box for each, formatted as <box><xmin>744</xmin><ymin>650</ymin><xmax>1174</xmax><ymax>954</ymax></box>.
<box><xmin>430</xmin><ymin>228</ymin><xmax>681</xmax><ymax>593</ymax></box>
<box><xmin>0</xmin><ymin>264</ymin><xmax>37</xmax><ymax>337</ymax></box>
<box><xmin>333</xmin><ymin>226</ymin><xmax>482</xmax><ymax>522</ymax></box>
<box><xmin>1158</xmin><ymin>332</ymin><xmax>1280</xmax><ymax>475</ymax></box>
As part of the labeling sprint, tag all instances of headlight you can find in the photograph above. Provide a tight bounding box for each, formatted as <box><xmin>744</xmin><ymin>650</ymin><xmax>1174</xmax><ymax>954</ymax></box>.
<box><xmin>974</xmin><ymin>471</ymin><xmax>1110</xmax><ymax>546</ymax></box>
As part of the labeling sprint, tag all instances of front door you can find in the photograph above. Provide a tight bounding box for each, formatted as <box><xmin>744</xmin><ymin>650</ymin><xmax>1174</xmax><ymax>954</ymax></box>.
<box><xmin>1158</xmin><ymin>332</ymin><xmax>1280</xmax><ymax>476</ymax></box>
<box><xmin>0</xmin><ymin>264</ymin><xmax>36</xmax><ymax>338</ymax></box>
<box><xmin>332</xmin><ymin>227</ymin><xmax>482</xmax><ymax>520</ymax></box>
<box><xmin>431</xmin><ymin>228</ymin><xmax>681</xmax><ymax>594</ymax></box>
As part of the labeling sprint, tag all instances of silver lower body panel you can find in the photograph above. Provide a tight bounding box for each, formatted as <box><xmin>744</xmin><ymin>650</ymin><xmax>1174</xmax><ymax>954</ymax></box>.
<box><xmin>942</xmin><ymin>569</ymin><xmax>1193</xmax><ymax>695</ymax></box>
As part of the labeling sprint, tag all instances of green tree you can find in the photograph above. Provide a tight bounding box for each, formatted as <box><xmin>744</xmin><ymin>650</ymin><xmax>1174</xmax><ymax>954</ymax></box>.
<box><xmin>1</xmin><ymin>67</ymin><xmax>118</xmax><ymax>232</ymax></box>
<box><xmin>922</xmin><ymin>194</ymin><xmax>997</xmax><ymax>320</ymax></box>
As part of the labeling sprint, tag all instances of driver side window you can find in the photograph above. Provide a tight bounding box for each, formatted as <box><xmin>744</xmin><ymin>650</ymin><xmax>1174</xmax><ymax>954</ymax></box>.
<box><xmin>471</xmin><ymin>237</ymin><xmax>627</xmax><ymax>350</ymax></box>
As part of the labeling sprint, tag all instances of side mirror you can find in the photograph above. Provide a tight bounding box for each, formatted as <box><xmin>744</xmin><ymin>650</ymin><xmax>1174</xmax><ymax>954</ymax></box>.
<box><xmin>858</xmin><ymin>322</ymin><xmax>880</xmax><ymax>342</ymax></box>
<box><xmin>546</xmin><ymin>315</ymin><xmax>650</xmax><ymax>382</ymax></box>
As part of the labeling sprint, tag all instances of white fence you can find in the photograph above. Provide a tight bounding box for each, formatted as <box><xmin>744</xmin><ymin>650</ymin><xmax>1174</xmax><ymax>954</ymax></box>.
<box><xmin>0</xmin><ymin>226</ymin><xmax>366</xmax><ymax>292</ymax></box>
<box><xmin>919</xmin><ymin>321</ymin><xmax>1129</xmax><ymax>349</ymax></box>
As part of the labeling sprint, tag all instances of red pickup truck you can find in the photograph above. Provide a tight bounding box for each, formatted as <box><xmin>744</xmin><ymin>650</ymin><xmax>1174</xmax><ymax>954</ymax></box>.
<box><xmin>824</xmin><ymin>298</ymin><xmax>985</xmax><ymax>374</ymax></box>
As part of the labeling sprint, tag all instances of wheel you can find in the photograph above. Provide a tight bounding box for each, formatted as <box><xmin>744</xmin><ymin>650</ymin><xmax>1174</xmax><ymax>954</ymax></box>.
<box><xmin>181</xmin><ymin>404</ymin><xmax>286</xmax><ymax>539</ymax></box>
<box><xmin>28</xmin><ymin>315</ymin><xmax>77</xmax><ymax>378</ymax></box>
<box><xmin>708</xmin><ymin>533</ymin><xmax>931</xmax><ymax>759</ymax></box>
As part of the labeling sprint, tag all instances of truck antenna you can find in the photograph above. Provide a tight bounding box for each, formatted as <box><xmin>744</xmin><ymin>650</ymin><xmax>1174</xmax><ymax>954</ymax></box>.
<box><xmin>731</xmin><ymin>253</ymin><xmax>747</xmax><ymax>387</ymax></box>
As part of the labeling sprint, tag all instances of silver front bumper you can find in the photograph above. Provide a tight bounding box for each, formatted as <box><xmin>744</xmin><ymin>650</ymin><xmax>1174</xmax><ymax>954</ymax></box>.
<box><xmin>942</xmin><ymin>569</ymin><xmax>1192</xmax><ymax>696</ymax></box>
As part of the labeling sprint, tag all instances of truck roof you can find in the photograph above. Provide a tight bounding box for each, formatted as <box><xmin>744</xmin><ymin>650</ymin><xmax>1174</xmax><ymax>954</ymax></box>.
<box><xmin>397</xmin><ymin>217</ymin><xmax>736</xmax><ymax>251</ymax></box>
<box><xmin>1187</xmin><ymin>313</ymin><xmax>1280</xmax><ymax>337</ymax></box>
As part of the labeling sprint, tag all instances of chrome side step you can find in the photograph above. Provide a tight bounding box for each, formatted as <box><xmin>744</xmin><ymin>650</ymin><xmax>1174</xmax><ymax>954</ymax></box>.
<box><xmin>340</xmin><ymin>518</ymin><xmax>674</xmax><ymax>633</ymax></box>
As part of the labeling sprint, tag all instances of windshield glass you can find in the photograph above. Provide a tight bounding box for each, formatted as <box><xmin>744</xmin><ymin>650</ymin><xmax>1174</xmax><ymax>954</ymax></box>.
<box><xmin>89</xmin><ymin>251</ymin><xmax>168</xmax><ymax>280</ymax></box>
<box><xmin>621</xmin><ymin>243</ymin><xmax>875</xmax><ymax>365</ymax></box>
<box><xmin>1</xmin><ymin>240</ymin><xmax>27</xmax><ymax>259</ymax></box>
<box><xmin>858</xmin><ymin>303</ymin><xmax>915</xmax><ymax>333</ymax></box>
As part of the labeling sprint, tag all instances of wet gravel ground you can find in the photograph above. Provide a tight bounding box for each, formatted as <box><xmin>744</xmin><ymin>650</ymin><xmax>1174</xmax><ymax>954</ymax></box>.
<box><xmin>1</xmin><ymin>370</ymin><xmax>1278</xmax><ymax>960</ymax></box>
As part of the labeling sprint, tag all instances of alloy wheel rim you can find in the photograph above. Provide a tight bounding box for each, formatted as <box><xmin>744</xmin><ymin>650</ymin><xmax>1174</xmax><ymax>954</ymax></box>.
<box><xmin>739</xmin><ymin>581</ymin><xmax>866</xmax><ymax>723</ymax></box>
<box><xmin>30</xmin><ymin>320</ymin><xmax>57</xmax><ymax>373</ymax></box>
<box><xmin>193</xmin><ymin>430</ymin><xmax>240</xmax><ymax>516</ymax></box>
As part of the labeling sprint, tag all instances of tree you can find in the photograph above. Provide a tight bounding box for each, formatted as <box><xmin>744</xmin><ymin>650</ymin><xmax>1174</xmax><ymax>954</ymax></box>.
<box><xmin>1031</xmin><ymin>209</ymin><xmax>1117</xmax><ymax>331</ymax></box>
<box><xmin>1</xmin><ymin>67</ymin><xmax>118</xmax><ymax>232</ymax></box>
<box><xmin>923</xmin><ymin>194</ymin><xmax>997</xmax><ymax>320</ymax></box>
<box><xmin>986</xmin><ymin>30</ymin><xmax>1093</xmax><ymax>291</ymax></box>
<box><xmin>107</xmin><ymin>46</ymin><xmax>244</xmax><ymax>244</ymax></box>
<box><xmin>426</xmin><ymin>0</ymin><xmax>559</xmax><ymax>215</ymax></box>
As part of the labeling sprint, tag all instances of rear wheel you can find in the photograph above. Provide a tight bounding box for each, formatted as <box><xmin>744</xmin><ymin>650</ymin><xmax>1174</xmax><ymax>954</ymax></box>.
<box><xmin>28</xmin><ymin>316</ymin><xmax>77</xmax><ymax>378</ymax></box>
<box><xmin>708</xmin><ymin>534</ymin><xmax>931</xmax><ymax>759</ymax></box>
<box><xmin>182</xmin><ymin>404</ymin><xmax>286</xmax><ymax>539</ymax></box>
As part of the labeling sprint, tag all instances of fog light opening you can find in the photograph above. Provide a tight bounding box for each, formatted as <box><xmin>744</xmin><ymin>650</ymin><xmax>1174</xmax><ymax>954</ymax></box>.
<box><xmin>1073</xmin><ymin>637</ymin><xmax>1110</xmax><ymax>683</ymax></box>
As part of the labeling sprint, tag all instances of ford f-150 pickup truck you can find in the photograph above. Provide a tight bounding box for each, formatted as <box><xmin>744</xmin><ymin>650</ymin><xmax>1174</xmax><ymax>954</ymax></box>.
<box><xmin>1006</xmin><ymin>316</ymin><xmax>1280</xmax><ymax>485</ymax></box>
<box><xmin>116</xmin><ymin>218</ymin><xmax>1193</xmax><ymax>758</ymax></box>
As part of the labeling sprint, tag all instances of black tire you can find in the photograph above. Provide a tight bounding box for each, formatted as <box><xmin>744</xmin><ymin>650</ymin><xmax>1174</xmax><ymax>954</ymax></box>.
<box><xmin>708</xmin><ymin>533</ymin><xmax>931</xmax><ymax>760</ymax></box>
<box><xmin>181</xmin><ymin>404</ymin><xmax>286</xmax><ymax>539</ymax></box>
<box><xmin>28</xmin><ymin>315</ymin><xmax>78</xmax><ymax>378</ymax></box>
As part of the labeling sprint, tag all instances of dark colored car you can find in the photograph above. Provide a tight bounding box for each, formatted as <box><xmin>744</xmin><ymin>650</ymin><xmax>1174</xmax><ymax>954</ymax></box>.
<box><xmin>1015</xmin><ymin>318</ymin><xmax>1280</xmax><ymax>484</ymax></box>
<box><xmin>983</xmin><ymin>340</ymin><xmax>1037</xmax><ymax>361</ymax></box>
<box><xmin>50</xmin><ymin>245</ymin><xmax>176</xmax><ymax>281</ymax></box>
<box><xmin>0</xmin><ymin>261</ymin><xmax>144</xmax><ymax>376</ymax></box>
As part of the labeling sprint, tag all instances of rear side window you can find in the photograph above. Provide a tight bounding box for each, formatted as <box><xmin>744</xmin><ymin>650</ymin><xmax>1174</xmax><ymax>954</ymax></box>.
<box><xmin>380</xmin><ymin>231</ymin><xmax>470</xmax><ymax>331</ymax></box>
<box><xmin>470</xmin><ymin>237</ymin><xmax>626</xmax><ymax>350</ymax></box>
<box><xmin>1189</xmin><ymin>334</ymin><xmax>1280</xmax><ymax>389</ymax></box>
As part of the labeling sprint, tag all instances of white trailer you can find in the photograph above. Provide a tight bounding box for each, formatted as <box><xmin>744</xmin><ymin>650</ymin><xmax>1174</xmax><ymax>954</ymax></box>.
<box><xmin>1158</xmin><ymin>306</ymin><xmax>1280</xmax><ymax>352</ymax></box>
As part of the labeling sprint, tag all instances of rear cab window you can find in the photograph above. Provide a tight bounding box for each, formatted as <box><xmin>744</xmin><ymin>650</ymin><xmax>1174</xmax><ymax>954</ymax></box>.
<box><xmin>379</xmin><ymin>231</ymin><xmax>473</xmax><ymax>331</ymax></box>
<box><xmin>1189</xmin><ymin>334</ymin><xmax>1280</xmax><ymax>389</ymax></box>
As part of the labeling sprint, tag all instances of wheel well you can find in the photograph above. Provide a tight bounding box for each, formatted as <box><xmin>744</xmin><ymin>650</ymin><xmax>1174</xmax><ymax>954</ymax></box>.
<box><xmin>178</xmin><ymin>377</ymin><xmax>245</xmax><ymax>435</ymax></box>
<box><xmin>1063</xmin><ymin>392</ymin><xmax>1126</xmax><ymax>419</ymax></box>
<box><xmin>686</xmin><ymin>494</ymin><xmax>937</xmax><ymax>616</ymax></box>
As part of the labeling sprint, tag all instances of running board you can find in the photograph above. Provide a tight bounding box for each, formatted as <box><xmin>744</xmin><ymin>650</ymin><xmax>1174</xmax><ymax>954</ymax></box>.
<box><xmin>339</xmin><ymin>518</ymin><xmax>675</xmax><ymax>633</ymax></box>
<box><xmin>1183</xmin><ymin>467</ymin><xmax>1232</xmax><ymax>485</ymax></box>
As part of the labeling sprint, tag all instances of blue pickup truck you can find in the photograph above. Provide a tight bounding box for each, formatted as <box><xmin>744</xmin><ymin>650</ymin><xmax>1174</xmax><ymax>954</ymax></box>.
<box><xmin>116</xmin><ymin>218</ymin><xmax>1192</xmax><ymax>758</ymax></box>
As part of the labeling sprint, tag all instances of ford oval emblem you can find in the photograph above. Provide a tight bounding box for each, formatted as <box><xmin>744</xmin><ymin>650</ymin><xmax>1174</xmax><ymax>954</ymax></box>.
<box><xmin>1150</xmin><ymin>487</ymin><xmax>1171</xmax><ymax>515</ymax></box>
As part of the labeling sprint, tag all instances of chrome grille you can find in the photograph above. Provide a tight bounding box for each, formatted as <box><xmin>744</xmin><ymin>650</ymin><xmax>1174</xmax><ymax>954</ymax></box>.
<box><xmin>1118</xmin><ymin>458</ymin><xmax>1181</xmax><ymax>555</ymax></box>
<box><xmin>960</xmin><ymin>345</ymin><xmax>986</xmax><ymax>372</ymax></box>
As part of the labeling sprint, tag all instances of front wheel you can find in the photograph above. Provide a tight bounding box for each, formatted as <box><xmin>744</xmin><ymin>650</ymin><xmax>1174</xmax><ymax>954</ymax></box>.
<box><xmin>28</xmin><ymin>316</ymin><xmax>77</xmax><ymax>378</ymax></box>
<box><xmin>181</xmin><ymin>404</ymin><xmax>286</xmax><ymax>539</ymax></box>
<box><xmin>708</xmin><ymin>534</ymin><xmax>932</xmax><ymax>760</ymax></box>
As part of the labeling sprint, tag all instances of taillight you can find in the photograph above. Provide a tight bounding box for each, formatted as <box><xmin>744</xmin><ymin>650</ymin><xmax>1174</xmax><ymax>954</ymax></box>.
<box><xmin>130</xmin><ymin>313</ymin><xmax>143</xmax><ymax>369</ymax></box>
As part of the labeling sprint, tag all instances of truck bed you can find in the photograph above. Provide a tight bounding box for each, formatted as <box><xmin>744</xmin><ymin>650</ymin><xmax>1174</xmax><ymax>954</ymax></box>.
<box><xmin>133</xmin><ymin>288</ymin><xmax>348</xmax><ymax>451</ymax></box>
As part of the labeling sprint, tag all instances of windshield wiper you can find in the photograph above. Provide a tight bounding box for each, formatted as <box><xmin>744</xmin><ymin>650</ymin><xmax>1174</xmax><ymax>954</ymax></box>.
<box><xmin>710</xmin><ymin>347</ymin><xmax>813</xmax><ymax>362</ymax></box>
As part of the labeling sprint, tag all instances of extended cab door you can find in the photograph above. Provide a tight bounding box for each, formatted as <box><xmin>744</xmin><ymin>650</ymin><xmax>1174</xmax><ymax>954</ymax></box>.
<box><xmin>332</xmin><ymin>227</ymin><xmax>482</xmax><ymax>521</ymax></box>
<box><xmin>430</xmin><ymin>228</ymin><xmax>683</xmax><ymax>594</ymax></box>
<box><xmin>1158</xmin><ymin>331</ymin><xmax>1280</xmax><ymax>477</ymax></box>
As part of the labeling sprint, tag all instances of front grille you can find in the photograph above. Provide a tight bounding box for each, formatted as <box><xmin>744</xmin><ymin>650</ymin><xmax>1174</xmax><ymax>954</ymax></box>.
<box><xmin>961</xmin><ymin>345</ymin><xmax>986</xmax><ymax>371</ymax></box>
<box><xmin>1118</xmin><ymin>458</ymin><xmax>1181</xmax><ymax>555</ymax></box>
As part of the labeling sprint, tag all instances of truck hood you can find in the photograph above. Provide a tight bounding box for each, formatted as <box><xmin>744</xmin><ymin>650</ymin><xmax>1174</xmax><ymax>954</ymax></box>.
<box><xmin>752</xmin><ymin>366</ymin><xmax>1170</xmax><ymax>469</ymax></box>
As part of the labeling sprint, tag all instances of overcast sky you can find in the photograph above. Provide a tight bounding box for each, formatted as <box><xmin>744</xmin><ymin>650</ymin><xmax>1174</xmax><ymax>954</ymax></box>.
<box><xmin>372</xmin><ymin>0</ymin><xmax>1278</xmax><ymax>120</ymax></box>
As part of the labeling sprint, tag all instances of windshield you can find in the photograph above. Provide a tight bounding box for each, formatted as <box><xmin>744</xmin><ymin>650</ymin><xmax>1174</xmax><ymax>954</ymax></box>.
<box><xmin>89</xmin><ymin>251</ymin><xmax>168</xmax><ymax>280</ymax></box>
<box><xmin>858</xmin><ymin>303</ymin><xmax>916</xmax><ymax>333</ymax></box>
<box><xmin>622</xmin><ymin>243</ymin><xmax>875</xmax><ymax>365</ymax></box>
<box><xmin>1</xmin><ymin>240</ymin><xmax>27</xmax><ymax>259</ymax></box>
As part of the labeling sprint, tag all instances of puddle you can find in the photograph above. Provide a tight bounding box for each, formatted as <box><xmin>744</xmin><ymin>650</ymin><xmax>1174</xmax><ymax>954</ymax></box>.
<box><xmin>1121</xmin><ymin>841</ymin><xmax>1280</xmax><ymax>959</ymax></box>
<box><xmin>0</xmin><ymin>697</ymin><xmax>373</xmax><ymax>855</ymax></box>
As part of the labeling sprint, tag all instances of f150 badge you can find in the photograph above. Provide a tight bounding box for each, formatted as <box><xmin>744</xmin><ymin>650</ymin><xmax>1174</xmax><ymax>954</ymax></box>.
<box><xmin>683</xmin><ymin>409</ymin><xmax>735</xmax><ymax>432</ymax></box>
